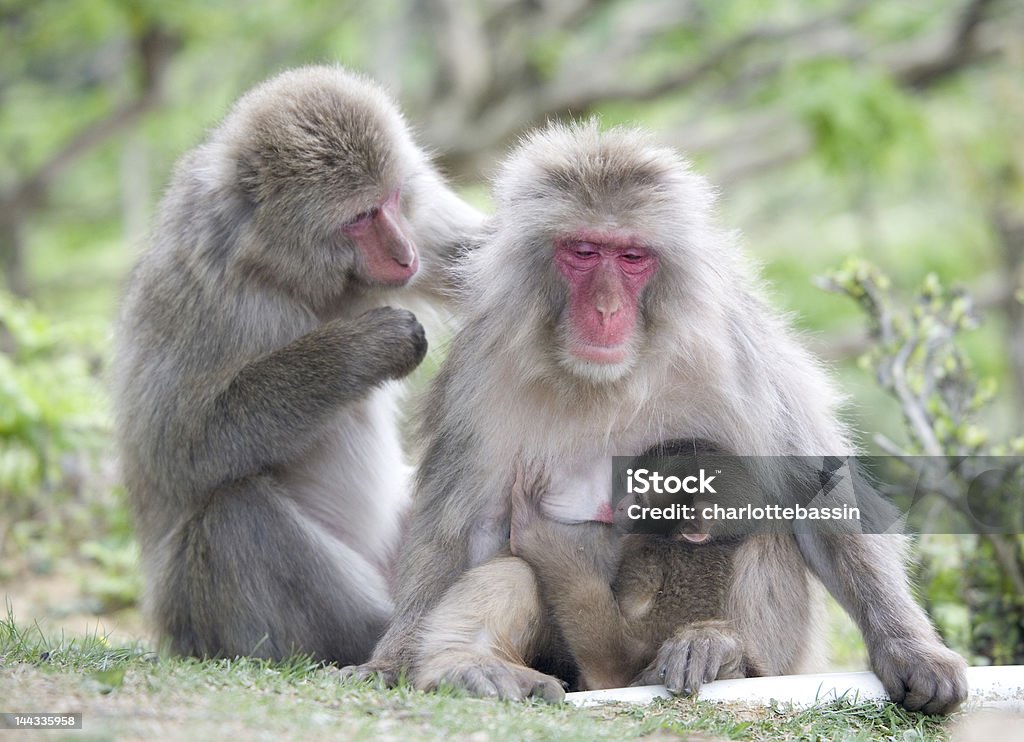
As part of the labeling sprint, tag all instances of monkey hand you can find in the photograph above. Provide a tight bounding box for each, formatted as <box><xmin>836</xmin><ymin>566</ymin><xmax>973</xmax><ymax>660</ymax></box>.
<box><xmin>869</xmin><ymin>638</ymin><xmax>968</xmax><ymax>715</ymax></box>
<box><xmin>509</xmin><ymin>461</ymin><xmax>552</xmax><ymax>557</ymax></box>
<box><xmin>632</xmin><ymin>621</ymin><xmax>747</xmax><ymax>696</ymax></box>
<box><xmin>351</xmin><ymin>306</ymin><xmax>428</xmax><ymax>381</ymax></box>
<box><xmin>509</xmin><ymin>463</ymin><xmax>589</xmax><ymax>558</ymax></box>
<box><xmin>509</xmin><ymin>461</ymin><xmax>620</xmax><ymax>580</ymax></box>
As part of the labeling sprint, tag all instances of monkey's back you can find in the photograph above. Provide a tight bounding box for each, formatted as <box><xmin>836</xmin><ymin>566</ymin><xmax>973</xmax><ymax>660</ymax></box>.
<box><xmin>613</xmin><ymin>535</ymin><xmax>744</xmax><ymax>649</ymax></box>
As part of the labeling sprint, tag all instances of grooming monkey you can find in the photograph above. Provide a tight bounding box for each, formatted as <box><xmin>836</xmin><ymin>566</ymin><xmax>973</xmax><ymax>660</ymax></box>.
<box><xmin>510</xmin><ymin>440</ymin><xmax>767</xmax><ymax>694</ymax></box>
<box><xmin>350</xmin><ymin>122</ymin><xmax>967</xmax><ymax>714</ymax></box>
<box><xmin>112</xmin><ymin>66</ymin><xmax>483</xmax><ymax>663</ymax></box>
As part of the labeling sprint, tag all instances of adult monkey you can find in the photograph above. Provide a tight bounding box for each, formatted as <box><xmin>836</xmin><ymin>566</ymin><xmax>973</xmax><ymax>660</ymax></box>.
<box><xmin>349</xmin><ymin>122</ymin><xmax>967</xmax><ymax>714</ymax></box>
<box><xmin>112</xmin><ymin>66</ymin><xmax>482</xmax><ymax>663</ymax></box>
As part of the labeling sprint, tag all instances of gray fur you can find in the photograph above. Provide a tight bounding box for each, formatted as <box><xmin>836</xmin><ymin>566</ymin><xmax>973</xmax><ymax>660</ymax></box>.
<box><xmin>112</xmin><ymin>65</ymin><xmax>483</xmax><ymax>663</ymax></box>
<box><xmin>352</xmin><ymin>121</ymin><xmax>966</xmax><ymax>714</ymax></box>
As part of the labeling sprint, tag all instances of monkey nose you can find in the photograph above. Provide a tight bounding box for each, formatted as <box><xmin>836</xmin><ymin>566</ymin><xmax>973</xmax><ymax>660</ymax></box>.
<box><xmin>390</xmin><ymin>236</ymin><xmax>418</xmax><ymax>267</ymax></box>
<box><xmin>595</xmin><ymin>302</ymin><xmax>621</xmax><ymax>324</ymax></box>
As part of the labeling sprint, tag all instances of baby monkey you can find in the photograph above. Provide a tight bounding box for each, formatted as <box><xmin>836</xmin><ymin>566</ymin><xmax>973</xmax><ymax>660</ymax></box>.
<box><xmin>510</xmin><ymin>440</ymin><xmax>766</xmax><ymax>694</ymax></box>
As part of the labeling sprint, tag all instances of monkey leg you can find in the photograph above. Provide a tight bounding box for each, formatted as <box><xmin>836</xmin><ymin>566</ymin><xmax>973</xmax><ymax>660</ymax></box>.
<box><xmin>795</xmin><ymin>532</ymin><xmax>968</xmax><ymax>715</ymax></box>
<box><xmin>727</xmin><ymin>534</ymin><xmax>827</xmax><ymax>676</ymax></box>
<box><xmin>412</xmin><ymin>556</ymin><xmax>566</xmax><ymax>702</ymax></box>
<box><xmin>632</xmin><ymin>619</ymin><xmax>755</xmax><ymax>695</ymax></box>
<box><xmin>152</xmin><ymin>477</ymin><xmax>392</xmax><ymax>664</ymax></box>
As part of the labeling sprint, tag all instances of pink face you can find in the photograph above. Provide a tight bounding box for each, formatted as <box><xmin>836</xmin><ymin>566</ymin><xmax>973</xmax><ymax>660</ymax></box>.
<box><xmin>554</xmin><ymin>230</ymin><xmax>658</xmax><ymax>364</ymax></box>
<box><xmin>342</xmin><ymin>189</ymin><xmax>419</xmax><ymax>285</ymax></box>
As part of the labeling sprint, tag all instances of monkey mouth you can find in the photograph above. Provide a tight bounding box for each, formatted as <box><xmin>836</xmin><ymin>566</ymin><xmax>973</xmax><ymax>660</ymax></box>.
<box><xmin>680</xmin><ymin>531</ymin><xmax>711</xmax><ymax>544</ymax></box>
<box><xmin>571</xmin><ymin>342</ymin><xmax>629</xmax><ymax>364</ymax></box>
<box><xmin>370</xmin><ymin>255</ymin><xmax>420</xmax><ymax>286</ymax></box>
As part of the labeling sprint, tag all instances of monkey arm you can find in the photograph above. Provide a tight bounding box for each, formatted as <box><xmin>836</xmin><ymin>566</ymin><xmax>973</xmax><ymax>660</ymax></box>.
<box><xmin>795</xmin><ymin>532</ymin><xmax>968</xmax><ymax>714</ymax></box>
<box><xmin>350</xmin><ymin>435</ymin><xmax>503</xmax><ymax>680</ymax></box>
<box><xmin>513</xmin><ymin>518</ymin><xmax>644</xmax><ymax>690</ymax></box>
<box><xmin>185</xmin><ymin>307</ymin><xmax>425</xmax><ymax>488</ymax></box>
<box><xmin>407</xmin><ymin>174</ymin><xmax>485</xmax><ymax>302</ymax></box>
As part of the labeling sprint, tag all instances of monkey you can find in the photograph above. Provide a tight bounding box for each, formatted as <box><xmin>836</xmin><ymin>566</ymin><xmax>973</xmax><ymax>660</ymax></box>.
<box><xmin>347</xmin><ymin>121</ymin><xmax>967</xmax><ymax>715</ymax></box>
<box><xmin>110</xmin><ymin>65</ymin><xmax>483</xmax><ymax>663</ymax></box>
<box><xmin>508</xmin><ymin>440</ymin><xmax>767</xmax><ymax>695</ymax></box>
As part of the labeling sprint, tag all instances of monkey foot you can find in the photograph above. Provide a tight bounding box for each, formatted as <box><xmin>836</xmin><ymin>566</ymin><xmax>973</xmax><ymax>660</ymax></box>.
<box><xmin>871</xmin><ymin>639</ymin><xmax>968</xmax><ymax>715</ymax></box>
<box><xmin>415</xmin><ymin>650</ymin><xmax>566</xmax><ymax>702</ymax></box>
<box><xmin>337</xmin><ymin>660</ymin><xmax>403</xmax><ymax>688</ymax></box>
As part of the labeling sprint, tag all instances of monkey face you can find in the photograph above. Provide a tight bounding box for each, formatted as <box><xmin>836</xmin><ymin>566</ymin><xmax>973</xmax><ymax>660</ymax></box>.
<box><xmin>342</xmin><ymin>188</ymin><xmax>419</xmax><ymax>286</ymax></box>
<box><xmin>553</xmin><ymin>229</ymin><xmax>659</xmax><ymax>378</ymax></box>
<box><xmin>225</xmin><ymin>67</ymin><xmax>423</xmax><ymax>304</ymax></box>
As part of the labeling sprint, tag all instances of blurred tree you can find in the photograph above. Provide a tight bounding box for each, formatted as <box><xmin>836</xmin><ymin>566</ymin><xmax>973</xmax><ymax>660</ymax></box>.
<box><xmin>823</xmin><ymin>260</ymin><xmax>1024</xmax><ymax>664</ymax></box>
<box><xmin>376</xmin><ymin>0</ymin><xmax>1019</xmax><ymax>181</ymax></box>
<box><xmin>0</xmin><ymin>1</ymin><xmax>180</xmax><ymax>295</ymax></box>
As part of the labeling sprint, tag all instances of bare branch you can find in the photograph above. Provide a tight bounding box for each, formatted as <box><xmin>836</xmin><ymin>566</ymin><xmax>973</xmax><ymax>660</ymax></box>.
<box><xmin>547</xmin><ymin>0</ymin><xmax>871</xmax><ymax>115</ymax></box>
<box><xmin>424</xmin><ymin>0</ymin><xmax>874</xmax><ymax>175</ymax></box>
<box><xmin>2</xmin><ymin>24</ymin><xmax>179</xmax><ymax>214</ymax></box>
<box><xmin>891</xmin><ymin>0</ymin><xmax>1001</xmax><ymax>88</ymax></box>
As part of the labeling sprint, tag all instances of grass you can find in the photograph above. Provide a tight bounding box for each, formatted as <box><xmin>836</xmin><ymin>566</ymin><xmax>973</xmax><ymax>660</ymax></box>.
<box><xmin>0</xmin><ymin>612</ymin><xmax>959</xmax><ymax>741</ymax></box>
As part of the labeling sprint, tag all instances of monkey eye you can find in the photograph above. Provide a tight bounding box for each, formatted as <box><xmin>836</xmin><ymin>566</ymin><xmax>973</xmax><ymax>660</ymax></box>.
<box><xmin>569</xmin><ymin>242</ymin><xmax>600</xmax><ymax>260</ymax></box>
<box><xmin>342</xmin><ymin>206</ymin><xmax>379</xmax><ymax>233</ymax></box>
<box><xmin>618</xmin><ymin>249</ymin><xmax>654</xmax><ymax>273</ymax></box>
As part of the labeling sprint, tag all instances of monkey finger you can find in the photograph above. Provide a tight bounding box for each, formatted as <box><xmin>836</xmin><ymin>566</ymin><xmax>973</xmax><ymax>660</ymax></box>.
<box><xmin>530</xmin><ymin>675</ymin><xmax>568</xmax><ymax>703</ymax></box>
<box><xmin>692</xmin><ymin>651</ymin><xmax>719</xmax><ymax>691</ymax></box>
<box><xmin>703</xmin><ymin>634</ymin><xmax>740</xmax><ymax>684</ymax></box>
<box><xmin>905</xmin><ymin>666</ymin><xmax>967</xmax><ymax>716</ymax></box>
<box><xmin>654</xmin><ymin>642</ymin><xmax>694</xmax><ymax>695</ymax></box>
<box><xmin>484</xmin><ymin>664</ymin><xmax>562</xmax><ymax>702</ymax></box>
<box><xmin>428</xmin><ymin>654</ymin><xmax>560</xmax><ymax>702</ymax></box>
<box><xmin>485</xmin><ymin>667</ymin><xmax>529</xmax><ymax>701</ymax></box>
<box><xmin>630</xmin><ymin>660</ymin><xmax>668</xmax><ymax>688</ymax></box>
<box><xmin>872</xmin><ymin>641</ymin><xmax>967</xmax><ymax>715</ymax></box>
<box><xmin>358</xmin><ymin>306</ymin><xmax>428</xmax><ymax>380</ymax></box>
<box><xmin>628</xmin><ymin>668</ymin><xmax>657</xmax><ymax>687</ymax></box>
<box><xmin>509</xmin><ymin>469</ymin><xmax>536</xmax><ymax>527</ymax></box>
<box><xmin>900</xmin><ymin>684</ymin><xmax>932</xmax><ymax>714</ymax></box>
<box><xmin>682</xmin><ymin>640</ymin><xmax>716</xmax><ymax>695</ymax></box>
<box><xmin>438</xmin><ymin>666</ymin><xmax>503</xmax><ymax>699</ymax></box>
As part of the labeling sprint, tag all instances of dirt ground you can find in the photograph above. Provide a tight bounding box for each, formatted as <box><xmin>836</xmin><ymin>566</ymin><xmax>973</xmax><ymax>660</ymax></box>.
<box><xmin>2</xmin><ymin>567</ymin><xmax>149</xmax><ymax>647</ymax></box>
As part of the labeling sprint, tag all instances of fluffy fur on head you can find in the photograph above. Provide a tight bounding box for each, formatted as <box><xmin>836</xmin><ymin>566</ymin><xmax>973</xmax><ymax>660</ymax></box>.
<box><xmin>442</xmin><ymin>120</ymin><xmax>851</xmax><ymax>460</ymax></box>
<box><xmin>180</xmin><ymin>65</ymin><xmax>427</xmax><ymax>310</ymax></box>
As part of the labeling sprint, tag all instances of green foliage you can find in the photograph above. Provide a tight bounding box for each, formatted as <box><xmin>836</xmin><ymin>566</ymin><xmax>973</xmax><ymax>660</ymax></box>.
<box><xmin>76</xmin><ymin>493</ymin><xmax>141</xmax><ymax>613</ymax></box>
<box><xmin>0</xmin><ymin>291</ymin><xmax>107</xmax><ymax>501</ymax></box>
<box><xmin>824</xmin><ymin>260</ymin><xmax>1023</xmax><ymax>455</ymax></box>
<box><xmin>823</xmin><ymin>260</ymin><xmax>1024</xmax><ymax>664</ymax></box>
<box><xmin>0</xmin><ymin>291</ymin><xmax>124</xmax><ymax>593</ymax></box>
<box><xmin>795</xmin><ymin>64</ymin><xmax>928</xmax><ymax>178</ymax></box>
<box><xmin>966</xmin><ymin>536</ymin><xmax>1024</xmax><ymax>665</ymax></box>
